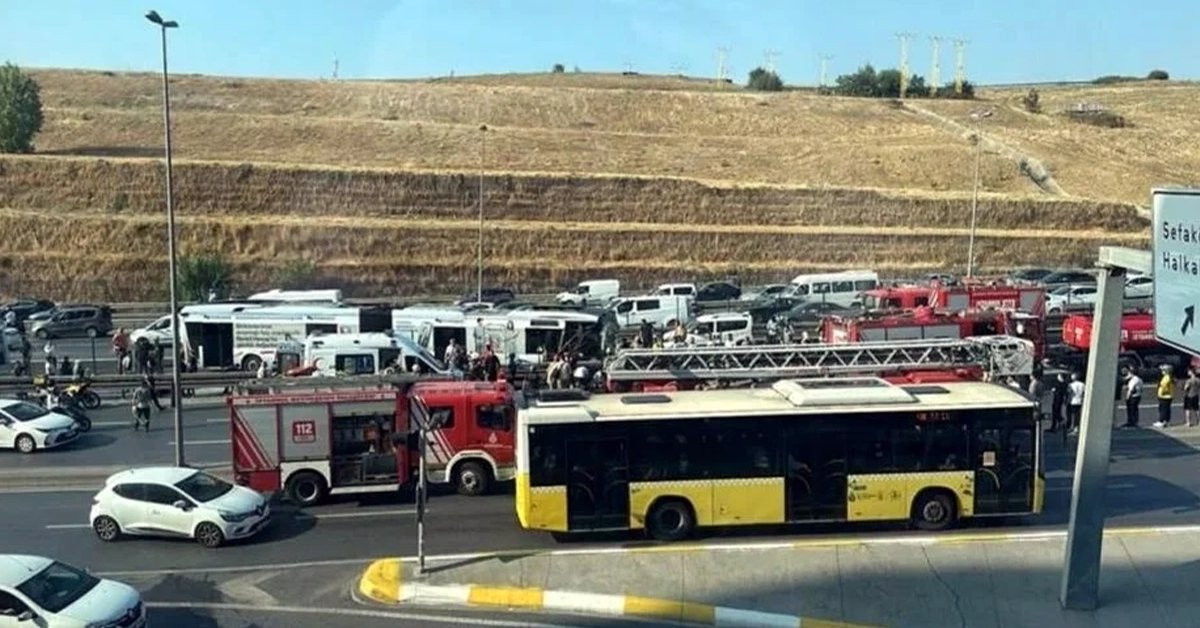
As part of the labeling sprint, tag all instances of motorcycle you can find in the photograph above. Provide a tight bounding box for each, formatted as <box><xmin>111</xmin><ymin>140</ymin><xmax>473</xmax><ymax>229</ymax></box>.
<box><xmin>62</xmin><ymin>379</ymin><xmax>101</xmax><ymax>410</ymax></box>
<box><xmin>35</xmin><ymin>385</ymin><xmax>92</xmax><ymax>432</ymax></box>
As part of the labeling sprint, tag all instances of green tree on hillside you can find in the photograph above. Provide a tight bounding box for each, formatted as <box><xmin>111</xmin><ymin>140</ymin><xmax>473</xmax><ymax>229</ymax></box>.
<box><xmin>178</xmin><ymin>253</ymin><xmax>234</xmax><ymax>301</ymax></box>
<box><xmin>551</xmin><ymin>63</ymin><xmax>565</xmax><ymax>73</ymax></box>
<box><xmin>834</xmin><ymin>64</ymin><xmax>880</xmax><ymax>97</ymax></box>
<box><xmin>1147</xmin><ymin>69</ymin><xmax>1169</xmax><ymax>80</ymax></box>
<box><xmin>747</xmin><ymin>67</ymin><xmax>784</xmax><ymax>91</ymax></box>
<box><xmin>0</xmin><ymin>63</ymin><xmax>44</xmax><ymax>153</ymax></box>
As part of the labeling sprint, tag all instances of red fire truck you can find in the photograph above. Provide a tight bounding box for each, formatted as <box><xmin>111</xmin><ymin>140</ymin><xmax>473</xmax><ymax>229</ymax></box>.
<box><xmin>229</xmin><ymin>376</ymin><xmax>516</xmax><ymax>506</ymax></box>
<box><xmin>1052</xmin><ymin>312</ymin><xmax>1199</xmax><ymax>376</ymax></box>
<box><xmin>821</xmin><ymin>307</ymin><xmax>1046</xmax><ymax>360</ymax></box>
<box><xmin>859</xmin><ymin>283</ymin><xmax>1045</xmax><ymax>315</ymax></box>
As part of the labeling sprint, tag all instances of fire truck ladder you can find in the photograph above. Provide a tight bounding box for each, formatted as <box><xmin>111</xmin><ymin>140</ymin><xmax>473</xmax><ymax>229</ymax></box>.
<box><xmin>604</xmin><ymin>335</ymin><xmax>1034</xmax><ymax>382</ymax></box>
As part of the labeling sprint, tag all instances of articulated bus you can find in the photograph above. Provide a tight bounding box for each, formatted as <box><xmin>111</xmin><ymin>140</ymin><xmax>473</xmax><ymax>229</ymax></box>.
<box><xmin>516</xmin><ymin>378</ymin><xmax>1043</xmax><ymax>540</ymax></box>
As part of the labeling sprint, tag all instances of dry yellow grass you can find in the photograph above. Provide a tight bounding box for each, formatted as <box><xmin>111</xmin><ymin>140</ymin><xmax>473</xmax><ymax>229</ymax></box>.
<box><xmin>3</xmin><ymin>69</ymin><xmax>1179</xmax><ymax>301</ymax></box>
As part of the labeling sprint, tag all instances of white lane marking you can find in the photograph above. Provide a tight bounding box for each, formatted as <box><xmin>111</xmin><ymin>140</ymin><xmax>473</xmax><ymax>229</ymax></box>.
<box><xmin>167</xmin><ymin>439</ymin><xmax>231</xmax><ymax>446</ymax></box>
<box><xmin>45</xmin><ymin>523</ymin><xmax>91</xmax><ymax>529</ymax></box>
<box><xmin>207</xmin><ymin>418</ymin><xmax>226</xmax><ymax>424</ymax></box>
<box><xmin>296</xmin><ymin>508</ymin><xmax>418</xmax><ymax>520</ymax></box>
<box><xmin>0</xmin><ymin>487</ymin><xmax>97</xmax><ymax>495</ymax></box>
<box><xmin>146</xmin><ymin>602</ymin><xmax>579</xmax><ymax>628</ymax></box>
<box><xmin>216</xmin><ymin>570</ymin><xmax>280</xmax><ymax>606</ymax></box>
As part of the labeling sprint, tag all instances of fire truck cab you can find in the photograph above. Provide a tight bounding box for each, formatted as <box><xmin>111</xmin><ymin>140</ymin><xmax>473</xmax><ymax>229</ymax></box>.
<box><xmin>860</xmin><ymin>283</ymin><xmax>1045</xmax><ymax>315</ymax></box>
<box><xmin>229</xmin><ymin>377</ymin><xmax>515</xmax><ymax>506</ymax></box>
<box><xmin>1054</xmin><ymin>312</ymin><xmax>1200</xmax><ymax>377</ymax></box>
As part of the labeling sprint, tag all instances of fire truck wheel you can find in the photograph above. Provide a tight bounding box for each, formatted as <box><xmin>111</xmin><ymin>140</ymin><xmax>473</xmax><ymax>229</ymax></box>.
<box><xmin>286</xmin><ymin>471</ymin><xmax>327</xmax><ymax>507</ymax></box>
<box><xmin>646</xmin><ymin>498</ymin><xmax>694</xmax><ymax>542</ymax></box>
<box><xmin>454</xmin><ymin>461</ymin><xmax>491</xmax><ymax>496</ymax></box>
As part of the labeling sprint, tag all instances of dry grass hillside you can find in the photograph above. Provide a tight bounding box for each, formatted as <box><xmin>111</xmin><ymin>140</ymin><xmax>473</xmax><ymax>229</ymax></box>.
<box><xmin>1</xmin><ymin>69</ymin><xmax>1179</xmax><ymax>300</ymax></box>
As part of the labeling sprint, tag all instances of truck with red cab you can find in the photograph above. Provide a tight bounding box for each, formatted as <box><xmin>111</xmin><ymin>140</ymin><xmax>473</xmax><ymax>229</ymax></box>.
<box><xmin>1053</xmin><ymin>312</ymin><xmax>1199</xmax><ymax>377</ymax></box>
<box><xmin>229</xmin><ymin>375</ymin><xmax>515</xmax><ymax>505</ymax></box>
<box><xmin>821</xmin><ymin>307</ymin><xmax>1045</xmax><ymax>360</ymax></box>
<box><xmin>859</xmin><ymin>283</ymin><xmax>1045</xmax><ymax>315</ymax></box>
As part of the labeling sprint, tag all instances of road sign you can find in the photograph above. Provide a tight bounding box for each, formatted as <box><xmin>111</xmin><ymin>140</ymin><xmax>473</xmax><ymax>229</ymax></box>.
<box><xmin>1152</xmin><ymin>189</ymin><xmax>1200</xmax><ymax>356</ymax></box>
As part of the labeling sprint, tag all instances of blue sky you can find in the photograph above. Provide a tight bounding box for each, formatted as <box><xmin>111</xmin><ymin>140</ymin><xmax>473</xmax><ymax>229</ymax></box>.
<box><xmin>1</xmin><ymin>0</ymin><xmax>1195</xmax><ymax>84</ymax></box>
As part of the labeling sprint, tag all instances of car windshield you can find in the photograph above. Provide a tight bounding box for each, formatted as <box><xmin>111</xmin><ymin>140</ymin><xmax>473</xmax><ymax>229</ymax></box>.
<box><xmin>16</xmin><ymin>561</ymin><xmax>100</xmax><ymax>614</ymax></box>
<box><xmin>175</xmin><ymin>471</ymin><xmax>234</xmax><ymax>502</ymax></box>
<box><xmin>1</xmin><ymin>401</ymin><xmax>50</xmax><ymax>422</ymax></box>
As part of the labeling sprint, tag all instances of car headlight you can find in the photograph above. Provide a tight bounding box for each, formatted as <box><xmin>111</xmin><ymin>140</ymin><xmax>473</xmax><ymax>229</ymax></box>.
<box><xmin>220</xmin><ymin>510</ymin><xmax>252</xmax><ymax>523</ymax></box>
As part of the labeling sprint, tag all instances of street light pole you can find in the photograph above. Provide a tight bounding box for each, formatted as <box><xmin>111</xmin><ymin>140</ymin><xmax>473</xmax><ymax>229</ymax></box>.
<box><xmin>966</xmin><ymin>109</ymin><xmax>993</xmax><ymax>279</ymax></box>
<box><xmin>476</xmin><ymin>125</ymin><xmax>487</xmax><ymax>303</ymax></box>
<box><xmin>146</xmin><ymin>10</ymin><xmax>185</xmax><ymax>467</ymax></box>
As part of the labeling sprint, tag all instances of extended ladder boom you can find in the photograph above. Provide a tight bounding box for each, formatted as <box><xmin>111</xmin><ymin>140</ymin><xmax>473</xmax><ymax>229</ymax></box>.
<box><xmin>605</xmin><ymin>335</ymin><xmax>1034</xmax><ymax>381</ymax></box>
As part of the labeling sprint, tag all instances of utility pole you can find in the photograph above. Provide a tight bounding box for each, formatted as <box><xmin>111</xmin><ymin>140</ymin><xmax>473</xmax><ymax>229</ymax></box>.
<box><xmin>967</xmin><ymin>108</ymin><xmax>993</xmax><ymax>277</ymax></box>
<box><xmin>716</xmin><ymin>47</ymin><xmax>729</xmax><ymax>85</ymax></box>
<box><xmin>332</xmin><ymin>56</ymin><xmax>339</xmax><ymax>80</ymax></box>
<box><xmin>476</xmin><ymin>125</ymin><xmax>487</xmax><ymax>303</ymax></box>
<box><xmin>623</xmin><ymin>60</ymin><xmax>633</xmax><ymax>74</ymax></box>
<box><xmin>896</xmin><ymin>32</ymin><xmax>915</xmax><ymax>98</ymax></box>
<box><xmin>819</xmin><ymin>55</ymin><xmax>832</xmax><ymax>89</ymax></box>
<box><xmin>145</xmin><ymin>9</ymin><xmax>185</xmax><ymax>467</ymax></box>
<box><xmin>954</xmin><ymin>39</ymin><xmax>968</xmax><ymax>95</ymax></box>
<box><xmin>764</xmin><ymin>49</ymin><xmax>780</xmax><ymax>74</ymax></box>
<box><xmin>929</xmin><ymin>36</ymin><xmax>942</xmax><ymax>94</ymax></box>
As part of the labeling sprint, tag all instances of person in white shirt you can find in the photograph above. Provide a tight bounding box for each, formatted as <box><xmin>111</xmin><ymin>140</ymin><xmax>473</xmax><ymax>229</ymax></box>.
<box><xmin>1066</xmin><ymin>372</ymin><xmax>1086</xmax><ymax>435</ymax></box>
<box><xmin>1121</xmin><ymin>367</ymin><xmax>1143</xmax><ymax>428</ymax></box>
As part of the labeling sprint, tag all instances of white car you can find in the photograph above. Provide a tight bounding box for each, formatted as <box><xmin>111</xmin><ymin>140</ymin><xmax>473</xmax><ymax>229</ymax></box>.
<box><xmin>0</xmin><ymin>555</ymin><xmax>144</xmax><ymax>628</ymax></box>
<box><xmin>664</xmin><ymin>312</ymin><xmax>754</xmax><ymax>346</ymax></box>
<box><xmin>1046</xmin><ymin>284</ymin><xmax>1098</xmax><ymax>314</ymax></box>
<box><xmin>129</xmin><ymin>315</ymin><xmax>174</xmax><ymax>346</ymax></box>
<box><xmin>1124</xmin><ymin>275</ymin><xmax>1154</xmax><ymax>299</ymax></box>
<box><xmin>0</xmin><ymin>400</ymin><xmax>79</xmax><ymax>454</ymax></box>
<box><xmin>90</xmin><ymin>467</ymin><xmax>271</xmax><ymax>549</ymax></box>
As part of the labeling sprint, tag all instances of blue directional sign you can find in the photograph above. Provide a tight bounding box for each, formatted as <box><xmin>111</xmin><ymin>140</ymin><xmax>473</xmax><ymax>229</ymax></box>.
<box><xmin>1152</xmin><ymin>189</ymin><xmax>1200</xmax><ymax>357</ymax></box>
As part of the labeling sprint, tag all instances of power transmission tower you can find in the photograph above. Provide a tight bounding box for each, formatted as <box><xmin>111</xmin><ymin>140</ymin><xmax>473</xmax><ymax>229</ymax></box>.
<box><xmin>929</xmin><ymin>36</ymin><xmax>942</xmax><ymax>94</ymax></box>
<box><xmin>623</xmin><ymin>60</ymin><xmax>634</xmax><ymax>74</ymax></box>
<box><xmin>819</xmin><ymin>54</ymin><xmax>833</xmax><ymax>89</ymax></box>
<box><xmin>896</xmin><ymin>32</ymin><xmax>915</xmax><ymax>98</ymax></box>
<box><xmin>954</xmin><ymin>39</ymin><xmax>968</xmax><ymax>95</ymax></box>
<box><xmin>764</xmin><ymin>49</ymin><xmax>780</xmax><ymax>74</ymax></box>
<box><xmin>716</xmin><ymin>47</ymin><xmax>729</xmax><ymax>85</ymax></box>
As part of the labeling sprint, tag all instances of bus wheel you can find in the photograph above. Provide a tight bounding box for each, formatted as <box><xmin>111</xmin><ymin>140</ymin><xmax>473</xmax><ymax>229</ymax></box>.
<box><xmin>286</xmin><ymin>471</ymin><xmax>327</xmax><ymax>507</ymax></box>
<box><xmin>242</xmin><ymin>354</ymin><xmax>263</xmax><ymax>372</ymax></box>
<box><xmin>454</xmin><ymin>461</ymin><xmax>491</xmax><ymax>496</ymax></box>
<box><xmin>646</xmin><ymin>499</ymin><xmax>694</xmax><ymax>542</ymax></box>
<box><xmin>912</xmin><ymin>490</ymin><xmax>957</xmax><ymax>531</ymax></box>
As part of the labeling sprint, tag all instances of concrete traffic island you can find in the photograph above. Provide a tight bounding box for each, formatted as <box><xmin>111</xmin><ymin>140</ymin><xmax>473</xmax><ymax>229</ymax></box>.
<box><xmin>355</xmin><ymin>525</ymin><xmax>1200</xmax><ymax>627</ymax></box>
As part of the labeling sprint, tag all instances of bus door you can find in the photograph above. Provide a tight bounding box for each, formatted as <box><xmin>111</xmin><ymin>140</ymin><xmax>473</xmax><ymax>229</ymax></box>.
<box><xmin>784</xmin><ymin>423</ymin><xmax>847</xmax><ymax>521</ymax></box>
<box><xmin>972</xmin><ymin>414</ymin><xmax>1036</xmax><ymax>514</ymax></box>
<box><xmin>564</xmin><ymin>437</ymin><xmax>629</xmax><ymax>530</ymax></box>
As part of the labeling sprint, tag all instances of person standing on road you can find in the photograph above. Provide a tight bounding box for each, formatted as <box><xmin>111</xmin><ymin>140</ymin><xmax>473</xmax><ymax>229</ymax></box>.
<box><xmin>1153</xmin><ymin>364</ymin><xmax>1175</xmax><ymax>429</ymax></box>
<box><xmin>153</xmin><ymin>337</ymin><xmax>165</xmax><ymax>374</ymax></box>
<box><xmin>1028</xmin><ymin>370</ymin><xmax>1045</xmax><ymax>424</ymax></box>
<box><xmin>111</xmin><ymin>328</ymin><xmax>131</xmax><ymax>375</ymax></box>
<box><xmin>1121</xmin><ymin>367</ymin><xmax>1143</xmax><ymax>429</ymax></box>
<box><xmin>638</xmin><ymin>319</ymin><xmax>653</xmax><ymax>349</ymax></box>
<box><xmin>131</xmin><ymin>381</ymin><xmax>152</xmax><ymax>432</ymax></box>
<box><xmin>1047</xmin><ymin>372</ymin><xmax>1067</xmax><ymax>433</ymax></box>
<box><xmin>1066</xmin><ymin>372</ymin><xmax>1085</xmax><ymax>435</ymax></box>
<box><xmin>1183</xmin><ymin>368</ymin><xmax>1200</xmax><ymax>427</ymax></box>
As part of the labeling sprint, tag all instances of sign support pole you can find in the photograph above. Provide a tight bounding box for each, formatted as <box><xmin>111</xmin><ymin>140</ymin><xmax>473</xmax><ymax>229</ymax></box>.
<box><xmin>415</xmin><ymin>424</ymin><xmax>427</xmax><ymax>577</ymax></box>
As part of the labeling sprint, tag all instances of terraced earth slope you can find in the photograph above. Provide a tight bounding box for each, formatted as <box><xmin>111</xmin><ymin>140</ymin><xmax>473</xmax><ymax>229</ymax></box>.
<box><xmin>2</xmin><ymin>69</ymin><xmax>1182</xmax><ymax>301</ymax></box>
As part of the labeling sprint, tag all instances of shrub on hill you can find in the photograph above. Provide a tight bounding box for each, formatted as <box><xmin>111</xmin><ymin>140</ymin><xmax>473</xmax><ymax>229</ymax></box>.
<box><xmin>833</xmin><ymin>65</ymin><xmax>933</xmax><ymax>98</ymax></box>
<box><xmin>0</xmin><ymin>62</ymin><xmax>44</xmax><ymax>153</ymax></box>
<box><xmin>1093</xmin><ymin>75</ymin><xmax>1138</xmax><ymax>85</ymax></box>
<box><xmin>1147</xmin><ymin>69</ymin><xmax>1169</xmax><ymax>80</ymax></box>
<box><xmin>747</xmin><ymin>67</ymin><xmax>784</xmax><ymax>91</ymax></box>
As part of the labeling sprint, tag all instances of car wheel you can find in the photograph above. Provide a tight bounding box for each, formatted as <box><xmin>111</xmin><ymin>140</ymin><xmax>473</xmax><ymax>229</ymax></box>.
<box><xmin>646</xmin><ymin>499</ymin><xmax>695</xmax><ymax>542</ymax></box>
<box><xmin>85</xmin><ymin>326</ymin><xmax>99</xmax><ymax>338</ymax></box>
<box><xmin>195</xmin><ymin>522</ymin><xmax>226</xmax><ymax>548</ymax></box>
<box><xmin>15</xmin><ymin>434</ymin><xmax>35</xmax><ymax>454</ymax></box>
<box><xmin>34</xmin><ymin>329</ymin><xmax>48</xmax><ymax>340</ymax></box>
<box><xmin>454</xmin><ymin>461</ymin><xmax>491</xmax><ymax>496</ymax></box>
<box><xmin>285</xmin><ymin>471</ymin><xmax>327</xmax><ymax>507</ymax></box>
<box><xmin>912</xmin><ymin>490</ymin><xmax>958</xmax><ymax>531</ymax></box>
<box><xmin>93</xmin><ymin>516</ymin><xmax>122</xmax><ymax>542</ymax></box>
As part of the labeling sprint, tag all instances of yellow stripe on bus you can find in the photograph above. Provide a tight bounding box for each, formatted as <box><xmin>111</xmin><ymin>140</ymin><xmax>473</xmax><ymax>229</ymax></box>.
<box><xmin>846</xmin><ymin>471</ymin><xmax>974</xmax><ymax>522</ymax></box>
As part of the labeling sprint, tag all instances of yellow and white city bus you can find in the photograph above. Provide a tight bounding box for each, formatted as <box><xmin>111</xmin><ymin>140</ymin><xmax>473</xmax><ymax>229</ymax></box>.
<box><xmin>516</xmin><ymin>378</ymin><xmax>1043</xmax><ymax>540</ymax></box>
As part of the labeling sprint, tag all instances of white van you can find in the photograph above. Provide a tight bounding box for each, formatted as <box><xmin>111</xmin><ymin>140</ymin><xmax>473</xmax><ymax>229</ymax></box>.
<box><xmin>650</xmin><ymin>283</ymin><xmax>697</xmax><ymax>299</ymax></box>
<box><xmin>247</xmin><ymin>289</ymin><xmax>343</xmax><ymax>304</ymax></box>
<box><xmin>787</xmin><ymin>270</ymin><xmax>879</xmax><ymax>307</ymax></box>
<box><xmin>557</xmin><ymin>279</ymin><xmax>620</xmax><ymax>307</ymax></box>
<box><xmin>608</xmin><ymin>294</ymin><xmax>692</xmax><ymax>329</ymax></box>
<box><xmin>291</xmin><ymin>332</ymin><xmax>453</xmax><ymax>376</ymax></box>
<box><xmin>665</xmin><ymin>312</ymin><xmax>754</xmax><ymax>346</ymax></box>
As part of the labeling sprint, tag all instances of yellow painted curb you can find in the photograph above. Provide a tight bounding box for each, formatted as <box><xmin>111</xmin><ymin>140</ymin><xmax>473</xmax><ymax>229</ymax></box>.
<box><xmin>357</xmin><ymin>558</ymin><xmax>402</xmax><ymax>604</ymax></box>
<box><xmin>467</xmin><ymin>585</ymin><xmax>545</xmax><ymax>608</ymax></box>
<box><xmin>623</xmin><ymin>595</ymin><xmax>716</xmax><ymax>624</ymax></box>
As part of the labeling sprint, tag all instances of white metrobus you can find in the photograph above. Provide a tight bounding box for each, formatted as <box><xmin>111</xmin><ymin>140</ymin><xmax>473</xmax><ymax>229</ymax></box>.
<box><xmin>181</xmin><ymin>304</ymin><xmax>392</xmax><ymax>371</ymax></box>
<box><xmin>392</xmin><ymin>308</ymin><xmax>613</xmax><ymax>363</ymax></box>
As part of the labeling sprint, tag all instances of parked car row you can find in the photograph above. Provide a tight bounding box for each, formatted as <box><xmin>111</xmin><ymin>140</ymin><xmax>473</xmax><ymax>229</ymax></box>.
<box><xmin>2</xmin><ymin>300</ymin><xmax>114</xmax><ymax>339</ymax></box>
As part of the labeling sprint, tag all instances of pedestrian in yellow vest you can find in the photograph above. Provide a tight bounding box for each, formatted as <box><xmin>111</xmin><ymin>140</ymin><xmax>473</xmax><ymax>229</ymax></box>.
<box><xmin>1153</xmin><ymin>364</ymin><xmax>1175</xmax><ymax>429</ymax></box>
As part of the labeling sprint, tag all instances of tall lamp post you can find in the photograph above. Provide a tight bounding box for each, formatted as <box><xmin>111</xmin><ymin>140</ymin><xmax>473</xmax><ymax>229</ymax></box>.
<box><xmin>966</xmin><ymin>108</ymin><xmax>993</xmax><ymax>279</ymax></box>
<box><xmin>475</xmin><ymin>124</ymin><xmax>488</xmax><ymax>303</ymax></box>
<box><xmin>146</xmin><ymin>9</ymin><xmax>186</xmax><ymax>467</ymax></box>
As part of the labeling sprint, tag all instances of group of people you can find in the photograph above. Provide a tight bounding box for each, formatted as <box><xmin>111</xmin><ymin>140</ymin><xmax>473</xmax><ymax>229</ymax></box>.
<box><xmin>1037</xmin><ymin>365</ymin><xmax>1200</xmax><ymax>434</ymax></box>
<box><xmin>442</xmin><ymin>338</ymin><xmax>506</xmax><ymax>382</ymax></box>
<box><xmin>545</xmin><ymin>351</ymin><xmax>590</xmax><ymax>389</ymax></box>
<box><xmin>110</xmin><ymin>328</ymin><xmax>167</xmax><ymax>375</ymax></box>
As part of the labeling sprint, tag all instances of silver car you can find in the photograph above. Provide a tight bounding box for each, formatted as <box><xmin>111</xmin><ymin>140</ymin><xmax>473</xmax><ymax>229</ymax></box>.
<box><xmin>30</xmin><ymin>306</ymin><xmax>114</xmax><ymax>339</ymax></box>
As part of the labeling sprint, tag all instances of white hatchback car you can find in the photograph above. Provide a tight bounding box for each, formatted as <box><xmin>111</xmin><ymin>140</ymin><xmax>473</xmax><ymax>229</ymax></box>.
<box><xmin>0</xmin><ymin>555</ymin><xmax>144</xmax><ymax>628</ymax></box>
<box><xmin>0</xmin><ymin>399</ymin><xmax>79</xmax><ymax>454</ymax></box>
<box><xmin>90</xmin><ymin>467</ymin><xmax>271</xmax><ymax>549</ymax></box>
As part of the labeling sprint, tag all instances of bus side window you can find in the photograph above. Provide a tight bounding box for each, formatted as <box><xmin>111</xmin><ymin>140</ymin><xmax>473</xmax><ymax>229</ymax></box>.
<box><xmin>709</xmin><ymin>424</ymin><xmax>777</xmax><ymax>477</ymax></box>
<box><xmin>529</xmin><ymin>427</ymin><xmax>565</xmax><ymax>486</ymax></box>
<box><xmin>629</xmin><ymin>423</ymin><xmax>703</xmax><ymax>481</ymax></box>
<box><xmin>847</xmin><ymin>425</ymin><xmax>892</xmax><ymax>473</ymax></box>
<box><xmin>922</xmin><ymin>423</ymin><xmax>969</xmax><ymax>471</ymax></box>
